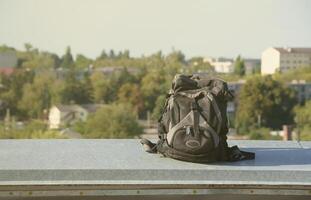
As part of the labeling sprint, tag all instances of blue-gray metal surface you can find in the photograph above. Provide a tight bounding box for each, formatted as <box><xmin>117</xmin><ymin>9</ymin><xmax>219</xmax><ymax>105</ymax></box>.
<box><xmin>0</xmin><ymin>139</ymin><xmax>310</xmax><ymax>199</ymax></box>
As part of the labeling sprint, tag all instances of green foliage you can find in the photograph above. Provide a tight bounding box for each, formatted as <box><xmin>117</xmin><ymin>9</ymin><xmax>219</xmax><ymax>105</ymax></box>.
<box><xmin>0</xmin><ymin>70</ymin><xmax>34</xmax><ymax>119</ymax></box>
<box><xmin>78</xmin><ymin>103</ymin><xmax>143</xmax><ymax>138</ymax></box>
<box><xmin>299</xmin><ymin>128</ymin><xmax>311</xmax><ymax>141</ymax></box>
<box><xmin>60</xmin><ymin>46</ymin><xmax>74</xmax><ymax>68</ymax></box>
<box><xmin>117</xmin><ymin>83</ymin><xmax>144</xmax><ymax>116</ymax></box>
<box><xmin>234</xmin><ymin>55</ymin><xmax>245</xmax><ymax>76</ymax></box>
<box><xmin>75</xmin><ymin>54</ymin><xmax>93</xmax><ymax>69</ymax></box>
<box><xmin>0</xmin><ymin>44</ymin><xmax>16</xmax><ymax>53</ymax></box>
<box><xmin>187</xmin><ymin>57</ymin><xmax>214</xmax><ymax>74</ymax></box>
<box><xmin>2</xmin><ymin>43</ymin><xmax>309</xmax><ymax>140</ymax></box>
<box><xmin>217</xmin><ymin>73</ymin><xmax>244</xmax><ymax>82</ymax></box>
<box><xmin>252</xmin><ymin>64</ymin><xmax>261</xmax><ymax>74</ymax></box>
<box><xmin>141</xmin><ymin>69</ymin><xmax>170</xmax><ymax>113</ymax></box>
<box><xmin>109</xmin><ymin>49</ymin><xmax>115</xmax><ymax>59</ymax></box>
<box><xmin>0</xmin><ymin>120</ymin><xmax>65</xmax><ymax>139</ymax></box>
<box><xmin>151</xmin><ymin>94</ymin><xmax>167</xmax><ymax>120</ymax></box>
<box><xmin>90</xmin><ymin>68</ymin><xmax>140</xmax><ymax>104</ymax></box>
<box><xmin>294</xmin><ymin>100</ymin><xmax>311</xmax><ymax>140</ymax></box>
<box><xmin>18</xmin><ymin>74</ymin><xmax>55</xmax><ymax>118</ymax></box>
<box><xmin>294</xmin><ymin>100</ymin><xmax>311</xmax><ymax>128</ymax></box>
<box><xmin>60</xmin><ymin>69</ymin><xmax>93</xmax><ymax>104</ymax></box>
<box><xmin>14</xmin><ymin>44</ymin><xmax>60</xmax><ymax>69</ymax></box>
<box><xmin>98</xmin><ymin>49</ymin><xmax>108</xmax><ymax>59</ymax></box>
<box><xmin>24</xmin><ymin>43</ymin><xmax>33</xmax><ymax>52</ymax></box>
<box><xmin>248</xmin><ymin>127</ymin><xmax>282</xmax><ymax>140</ymax></box>
<box><xmin>90</xmin><ymin>72</ymin><xmax>111</xmax><ymax>103</ymax></box>
<box><xmin>274</xmin><ymin>66</ymin><xmax>311</xmax><ymax>82</ymax></box>
<box><xmin>236</xmin><ymin>75</ymin><xmax>297</xmax><ymax>133</ymax></box>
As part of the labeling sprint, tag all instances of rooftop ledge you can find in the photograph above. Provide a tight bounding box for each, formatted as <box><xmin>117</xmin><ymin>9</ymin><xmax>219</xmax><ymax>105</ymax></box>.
<box><xmin>0</xmin><ymin>139</ymin><xmax>311</xmax><ymax>200</ymax></box>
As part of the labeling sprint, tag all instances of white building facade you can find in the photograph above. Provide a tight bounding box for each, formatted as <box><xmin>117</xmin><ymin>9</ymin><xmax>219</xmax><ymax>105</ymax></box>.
<box><xmin>261</xmin><ymin>47</ymin><xmax>311</xmax><ymax>75</ymax></box>
<box><xmin>49</xmin><ymin>104</ymin><xmax>103</xmax><ymax>129</ymax></box>
<box><xmin>204</xmin><ymin>57</ymin><xmax>234</xmax><ymax>73</ymax></box>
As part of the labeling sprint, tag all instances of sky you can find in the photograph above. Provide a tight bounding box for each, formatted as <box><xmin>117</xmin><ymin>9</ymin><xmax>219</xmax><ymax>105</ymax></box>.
<box><xmin>0</xmin><ymin>0</ymin><xmax>311</xmax><ymax>59</ymax></box>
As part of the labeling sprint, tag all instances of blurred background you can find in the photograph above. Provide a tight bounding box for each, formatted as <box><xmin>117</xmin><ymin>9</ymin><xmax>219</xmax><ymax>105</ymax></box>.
<box><xmin>0</xmin><ymin>0</ymin><xmax>310</xmax><ymax>140</ymax></box>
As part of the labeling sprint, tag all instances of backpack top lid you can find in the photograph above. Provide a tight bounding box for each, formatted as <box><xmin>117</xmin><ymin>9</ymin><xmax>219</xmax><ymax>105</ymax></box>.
<box><xmin>171</xmin><ymin>74</ymin><xmax>234</xmax><ymax>101</ymax></box>
<box><xmin>171</xmin><ymin>74</ymin><xmax>198</xmax><ymax>92</ymax></box>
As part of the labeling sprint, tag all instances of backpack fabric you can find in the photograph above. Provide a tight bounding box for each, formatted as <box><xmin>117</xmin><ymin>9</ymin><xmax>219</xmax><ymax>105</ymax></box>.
<box><xmin>141</xmin><ymin>74</ymin><xmax>255</xmax><ymax>163</ymax></box>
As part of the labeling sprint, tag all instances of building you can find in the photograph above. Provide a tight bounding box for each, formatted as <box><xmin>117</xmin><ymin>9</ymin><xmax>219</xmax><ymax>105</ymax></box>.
<box><xmin>92</xmin><ymin>66</ymin><xmax>140</xmax><ymax>76</ymax></box>
<box><xmin>288</xmin><ymin>80</ymin><xmax>311</xmax><ymax>103</ymax></box>
<box><xmin>204</xmin><ymin>57</ymin><xmax>234</xmax><ymax>73</ymax></box>
<box><xmin>0</xmin><ymin>52</ymin><xmax>17</xmax><ymax>75</ymax></box>
<box><xmin>48</xmin><ymin>104</ymin><xmax>103</xmax><ymax>129</ymax></box>
<box><xmin>244</xmin><ymin>59</ymin><xmax>261</xmax><ymax>74</ymax></box>
<box><xmin>261</xmin><ymin>47</ymin><xmax>311</xmax><ymax>75</ymax></box>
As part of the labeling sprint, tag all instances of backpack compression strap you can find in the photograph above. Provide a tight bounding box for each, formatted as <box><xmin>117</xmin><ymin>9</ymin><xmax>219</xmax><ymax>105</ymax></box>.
<box><xmin>228</xmin><ymin>145</ymin><xmax>255</xmax><ymax>161</ymax></box>
<box><xmin>140</xmin><ymin>138</ymin><xmax>158</xmax><ymax>153</ymax></box>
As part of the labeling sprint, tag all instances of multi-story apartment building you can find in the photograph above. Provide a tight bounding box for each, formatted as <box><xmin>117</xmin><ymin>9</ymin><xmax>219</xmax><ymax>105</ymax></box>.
<box><xmin>261</xmin><ymin>47</ymin><xmax>311</xmax><ymax>75</ymax></box>
<box><xmin>288</xmin><ymin>80</ymin><xmax>311</xmax><ymax>103</ymax></box>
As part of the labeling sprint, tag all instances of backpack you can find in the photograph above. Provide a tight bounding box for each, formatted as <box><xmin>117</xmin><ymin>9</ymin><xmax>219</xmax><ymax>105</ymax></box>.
<box><xmin>141</xmin><ymin>74</ymin><xmax>255</xmax><ymax>163</ymax></box>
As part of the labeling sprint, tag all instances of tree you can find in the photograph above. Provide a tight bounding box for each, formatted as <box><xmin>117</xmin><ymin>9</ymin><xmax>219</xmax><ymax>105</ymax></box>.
<box><xmin>141</xmin><ymin>69</ymin><xmax>170</xmax><ymax>114</ymax></box>
<box><xmin>105</xmin><ymin>68</ymin><xmax>138</xmax><ymax>102</ymax></box>
<box><xmin>98</xmin><ymin>49</ymin><xmax>108</xmax><ymax>59</ymax></box>
<box><xmin>117</xmin><ymin>83</ymin><xmax>144</xmax><ymax>116</ymax></box>
<box><xmin>234</xmin><ymin>55</ymin><xmax>245</xmax><ymax>76</ymax></box>
<box><xmin>188</xmin><ymin>57</ymin><xmax>214</xmax><ymax>73</ymax></box>
<box><xmin>294</xmin><ymin>100</ymin><xmax>311</xmax><ymax>140</ymax></box>
<box><xmin>60</xmin><ymin>46</ymin><xmax>74</xmax><ymax>68</ymax></box>
<box><xmin>165</xmin><ymin>50</ymin><xmax>186</xmax><ymax>75</ymax></box>
<box><xmin>0</xmin><ymin>45</ymin><xmax>15</xmax><ymax>53</ymax></box>
<box><xmin>90</xmin><ymin>72</ymin><xmax>111</xmax><ymax>103</ymax></box>
<box><xmin>60</xmin><ymin>69</ymin><xmax>93</xmax><ymax>104</ymax></box>
<box><xmin>50</xmin><ymin>53</ymin><xmax>61</xmax><ymax>68</ymax></box>
<box><xmin>24</xmin><ymin>43</ymin><xmax>33</xmax><ymax>52</ymax></box>
<box><xmin>144</xmin><ymin>51</ymin><xmax>166</xmax><ymax>69</ymax></box>
<box><xmin>75</xmin><ymin>54</ymin><xmax>92</xmax><ymax>69</ymax></box>
<box><xmin>273</xmin><ymin>66</ymin><xmax>311</xmax><ymax>82</ymax></box>
<box><xmin>166</xmin><ymin>50</ymin><xmax>185</xmax><ymax>63</ymax></box>
<box><xmin>123</xmin><ymin>50</ymin><xmax>130</xmax><ymax>59</ymax></box>
<box><xmin>80</xmin><ymin>73</ymin><xmax>94</xmax><ymax>103</ymax></box>
<box><xmin>109</xmin><ymin>49</ymin><xmax>115</xmax><ymax>59</ymax></box>
<box><xmin>0</xmin><ymin>70</ymin><xmax>34</xmax><ymax>119</ymax></box>
<box><xmin>294</xmin><ymin>100</ymin><xmax>311</xmax><ymax>128</ymax></box>
<box><xmin>236</xmin><ymin>75</ymin><xmax>297</xmax><ymax>133</ymax></box>
<box><xmin>81</xmin><ymin>103</ymin><xmax>143</xmax><ymax>138</ymax></box>
<box><xmin>151</xmin><ymin>94</ymin><xmax>167</xmax><ymax>120</ymax></box>
<box><xmin>18</xmin><ymin>74</ymin><xmax>54</xmax><ymax>118</ymax></box>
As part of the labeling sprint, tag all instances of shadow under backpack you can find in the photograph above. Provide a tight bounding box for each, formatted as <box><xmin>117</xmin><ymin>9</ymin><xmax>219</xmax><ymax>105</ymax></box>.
<box><xmin>141</xmin><ymin>74</ymin><xmax>255</xmax><ymax>163</ymax></box>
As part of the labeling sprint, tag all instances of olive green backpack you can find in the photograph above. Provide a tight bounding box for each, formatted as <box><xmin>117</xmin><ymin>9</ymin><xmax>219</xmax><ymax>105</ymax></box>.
<box><xmin>141</xmin><ymin>74</ymin><xmax>255</xmax><ymax>163</ymax></box>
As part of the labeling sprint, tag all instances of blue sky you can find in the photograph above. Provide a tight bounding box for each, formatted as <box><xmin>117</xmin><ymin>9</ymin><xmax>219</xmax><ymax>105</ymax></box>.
<box><xmin>0</xmin><ymin>0</ymin><xmax>310</xmax><ymax>59</ymax></box>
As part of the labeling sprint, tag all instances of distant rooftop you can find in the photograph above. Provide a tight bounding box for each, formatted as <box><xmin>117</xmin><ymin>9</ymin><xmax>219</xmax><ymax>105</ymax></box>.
<box><xmin>0</xmin><ymin>52</ymin><xmax>17</xmax><ymax>68</ymax></box>
<box><xmin>53</xmin><ymin>104</ymin><xmax>104</xmax><ymax>113</ymax></box>
<box><xmin>274</xmin><ymin>47</ymin><xmax>311</xmax><ymax>54</ymax></box>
